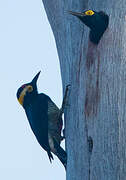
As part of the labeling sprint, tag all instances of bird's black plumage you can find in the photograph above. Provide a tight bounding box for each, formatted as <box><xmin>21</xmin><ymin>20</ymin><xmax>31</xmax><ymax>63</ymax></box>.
<box><xmin>16</xmin><ymin>71</ymin><xmax>68</xmax><ymax>168</ymax></box>
<box><xmin>69</xmin><ymin>10</ymin><xmax>109</xmax><ymax>44</ymax></box>
<box><xmin>25</xmin><ymin>93</ymin><xmax>54</xmax><ymax>162</ymax></box>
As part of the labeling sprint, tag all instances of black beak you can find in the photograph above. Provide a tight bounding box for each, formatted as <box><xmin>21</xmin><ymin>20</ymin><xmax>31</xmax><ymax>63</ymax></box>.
<box><xmin>31</xmin><ymin>71</ymin><xmax>41</xmax><ymax>85</ymax></box>
<box><xmin>68</xmin><ymin>11</ymin><xmax>85</xmax><ymax>17</ymax></box>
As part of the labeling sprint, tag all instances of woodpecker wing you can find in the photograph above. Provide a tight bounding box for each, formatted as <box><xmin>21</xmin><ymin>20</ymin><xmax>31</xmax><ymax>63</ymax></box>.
<box><xmin>47</xmin><ymin>97</ymin><xmax>63</xmax><ymax>144</ymax></box>
<box><xmin>25</xmin><ymin>93</ymin><xmax>54</xmax><ymax>162</ymax></box>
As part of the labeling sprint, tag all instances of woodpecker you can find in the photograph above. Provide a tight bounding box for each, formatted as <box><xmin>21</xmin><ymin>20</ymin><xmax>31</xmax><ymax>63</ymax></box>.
<box><xmin>16</xmin><ymin>71</ymin><xmax>70</xmax><ymax>169</ymax></box>
<box><xmin>69</xmin><ymin>10</ymin><xmax>109</xmax><ymax>44</ymax></box>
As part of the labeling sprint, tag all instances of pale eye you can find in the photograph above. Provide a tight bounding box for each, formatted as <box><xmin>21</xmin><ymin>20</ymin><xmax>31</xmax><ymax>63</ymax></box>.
<box><xmin>85</xmin><ymin>10</ymin><xmax>94</xmax><ymax>16</ymax></box>
<box><xmin>27</xmin><ymin>85</ymin><xmax>33</xmax><ymax>92</ymax></box>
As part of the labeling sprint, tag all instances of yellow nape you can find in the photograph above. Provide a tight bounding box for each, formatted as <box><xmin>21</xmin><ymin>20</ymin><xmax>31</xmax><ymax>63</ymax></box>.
<box><xmin>18</xmin><ymin>85</ymin><xmax>33</xmax><ymax>105</ymax></box>
<box><xmin>85</xmin><ymin>10</ymin><xmax>94</xmax><ymax>16</ymax></box>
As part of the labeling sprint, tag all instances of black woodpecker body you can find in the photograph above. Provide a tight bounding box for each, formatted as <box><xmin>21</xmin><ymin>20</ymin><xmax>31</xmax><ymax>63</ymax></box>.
<box><xmin>69</xmin><ymin>10</ymin><xmax>109</xmax><ymax>44</ymax></box>
<box><xmin>16</xmin><ymin>71</ymin><xmax>68</xmax><ymax>169</ymax></box>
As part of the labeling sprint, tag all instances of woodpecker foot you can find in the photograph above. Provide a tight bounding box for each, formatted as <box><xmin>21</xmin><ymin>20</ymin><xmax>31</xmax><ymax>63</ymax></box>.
<box><xmin>63</xmin><ymin>128</ymin><xmax>65</xmax><ymax>139</ymax></box>
<box><xmin>60</xmin><ymin>128</ymin><xmax>65</xmax><ymax>140</ymax></box>
<box><xmin>58</xmin><ymin>85</ymin><xmax>71</xmax><ymax>140</ymax></box>
<box><xmin>61</xmin><ymin>135</ymin><xmax>65</xmax><ymax>141</ymax></box>
<box><xmin>60</xmin><ymin>84</ymin><xmax>71</xmax><ymax>113</ymax></box>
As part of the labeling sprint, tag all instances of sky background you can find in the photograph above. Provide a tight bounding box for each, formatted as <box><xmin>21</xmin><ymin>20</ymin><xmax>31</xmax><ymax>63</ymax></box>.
<box><xmin>0</xmin><ymin>0</ymin><xmax>65</xmax><ymax>179</ymax></box>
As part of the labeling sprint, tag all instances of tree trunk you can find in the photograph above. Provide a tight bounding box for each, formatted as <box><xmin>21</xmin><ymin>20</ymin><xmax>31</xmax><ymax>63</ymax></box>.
<box><xmin>42</xmin><ymin>0</ymin><xmax>126</xmax><ymax>179</ymax></box>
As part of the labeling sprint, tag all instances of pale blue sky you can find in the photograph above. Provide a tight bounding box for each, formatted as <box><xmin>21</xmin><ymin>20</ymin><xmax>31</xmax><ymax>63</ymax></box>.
<box><xmin>0</xmin><ymin>0</ymin><xmax>65</xmax><ymax>179</ymax></box>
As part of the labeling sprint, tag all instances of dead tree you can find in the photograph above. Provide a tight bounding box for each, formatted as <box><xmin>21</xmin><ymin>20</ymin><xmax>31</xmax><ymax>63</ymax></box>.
<box><xmin>42</xmin><ymin>0</ymin><xmax>126</xmax><ymax>179</ymax></box>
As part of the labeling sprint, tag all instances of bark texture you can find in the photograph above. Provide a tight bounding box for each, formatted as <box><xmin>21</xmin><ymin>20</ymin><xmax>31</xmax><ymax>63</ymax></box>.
<box><xmin>42</xmin><ymin>0</ymin><xmax>126</xmax><ymax>179</ymax></box>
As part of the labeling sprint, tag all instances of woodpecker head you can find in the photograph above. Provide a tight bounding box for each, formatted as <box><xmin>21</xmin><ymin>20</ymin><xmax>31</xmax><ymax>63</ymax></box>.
<box><xmin>17</xmin><ymin>71</ymin><xmax>41</xmax><ymax>108</ymax></box>
<box><xmin>68</xmin><ymin>10</ymin><xmax>109</xmax><ymax>44</ymax></box>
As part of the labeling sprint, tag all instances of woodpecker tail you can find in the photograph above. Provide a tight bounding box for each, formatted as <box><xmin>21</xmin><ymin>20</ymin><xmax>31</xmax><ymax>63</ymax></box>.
<box><xmin>47</xmin><ymin>151</ymin><xmax>54</xmax><ymax>163</ymax></box>
<box><xmin>56</xmin><ymin>146</ymin><xmax>67</xmax><ymax>169</ymax></box>
<box><xmin>54</xmin><ymin>140</ymin><xmax>67</xmax><ymax>169</ymax></box>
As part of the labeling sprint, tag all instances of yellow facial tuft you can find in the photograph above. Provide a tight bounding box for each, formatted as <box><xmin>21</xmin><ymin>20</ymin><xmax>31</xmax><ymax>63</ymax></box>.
<box><xmin>85</xmin><ymin>10</ymin><xmax>94</xmax><ymax>16</ymax></box>
<box><xmin>27</xmin><ymin>85</ymin><xmax>33</xmax><ymax>92</ymax></box>
<box><xmin>18</xmin><ymin>85</ymin><xmax>33</xmax><ymax>105</ymax></box>
<box><xmin>18</xmin><ymin>88</ymin><xmax>27</xmax><ymax>105</ymax></box>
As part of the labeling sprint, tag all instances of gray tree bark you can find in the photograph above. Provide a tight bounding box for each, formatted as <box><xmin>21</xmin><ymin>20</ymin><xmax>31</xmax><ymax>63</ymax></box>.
<box><xmin>42</xmin><ymin>0</ymin><xmax>126</xmax><ymax>179</ymax></box>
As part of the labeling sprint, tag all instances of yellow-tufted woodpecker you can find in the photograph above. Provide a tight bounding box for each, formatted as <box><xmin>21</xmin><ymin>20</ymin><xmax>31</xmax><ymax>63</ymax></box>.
<box><xmin>69</xmin><ymin>10</ymin><xmax>109</xmax><ymax>44</ymax></box>
<box><xmin>16</xmin><ymin>71</ymin><xmax>70</xmax><ymax>169</ymax></box>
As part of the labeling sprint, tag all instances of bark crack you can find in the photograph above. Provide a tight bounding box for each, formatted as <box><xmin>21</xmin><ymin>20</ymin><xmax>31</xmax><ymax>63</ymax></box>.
<box><xmin>88</xmin><ymin>136</ymin><xmax>93</xmax><ymax>180</ymax></box>
<box><xmin>77</xmin><ymin>28</ymin><xmax>85</xmax><ymax>83</ymax></box>
<box><xmin>85</xmin><ymin>42</ymin><xmax>100</xmax><ymax>117</ymax></box>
